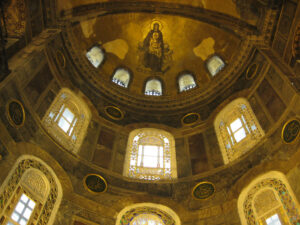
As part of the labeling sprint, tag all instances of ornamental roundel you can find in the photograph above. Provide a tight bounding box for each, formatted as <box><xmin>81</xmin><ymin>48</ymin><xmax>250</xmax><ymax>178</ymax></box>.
<box><xmin>83</xmin><ymin>174</ymin><xmax>108</xmax><ymax>194</ymax></box>
<box><xmin>246</xmin><ymin>63</ymin><xmax>259</xmax><ymax>80</ymax></box>
<box><xmin>192</xmin><ymin>181</ymin><xmax>215</xmax><ymax>200</ymax></box>
<box><xmin>6</xmin><ymin>99</ymin><xmax>25</xmax><ymax>128</ymax></box>
<box><xmin>104</xmin><ymin>106</ymin><xmax>124</xmax><ymax>120</ymax></box>
<box><xmin>181</xmin><ymin>113</ymin><xmax>200</xmax><ymax>126</ymax></box>
<box><xmin>281</xmin><ymin>118</ymin><xmax>300</xmax><ymax>144</ymax></box>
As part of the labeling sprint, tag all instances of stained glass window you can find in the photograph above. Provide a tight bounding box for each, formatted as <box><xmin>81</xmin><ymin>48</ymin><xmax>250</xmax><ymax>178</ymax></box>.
<box><xmin>215</xmin><ymin>98</ymin><xmax>264</xmax><ymax>164</ymax></box>
<box><xmin>178</xmin><ymin>74</ymin><xmax>196</xmax><ymax>92</ymax></box>
<box><xmin>42</xmin><ymin>89</ymin><xmax>91</xmax><ymax>153</ymax></box>
<box><xmin>238</xmin><ymin>171</ymin><xmax>300</xmax><ymax>225</ymax></box>
<box><xmin>86</xmin><ymin>46</ymin><xmax>104</xmax><ymax>68</ymax></box>
<box><xmin>207</xmin><ymin>55</ymin><xmax>225</xmax><ymax>76</ymax></box>
<box><xmin>112</xmin><ymin>68</ymin><xmax>130</xmax><ymax>88</ymax></box>
<box><xmin>124</xmin><ymin>129</ymin><xmax>177</xmax><ymax>180</ymax></box>
<box><xmin>145</xmin><ymin>79</ymin><xmax>162</xmax><ymax>96</ymax></box>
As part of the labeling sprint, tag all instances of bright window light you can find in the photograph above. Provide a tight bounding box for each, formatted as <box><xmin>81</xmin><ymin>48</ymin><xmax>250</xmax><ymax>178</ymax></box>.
<box><xmin>266</xmin><ymin>214</ymin><xmax>282</xmax><ymax>225</ymax></box>
<box><xmin>10</xmin><ymin>194</ymin><xmax>36</xmax><ymax>225</ymax></box>
<box><xmin>86</xmin><ymin>46</ymin><xmax>104</xmax><ymax>68</ymax></box>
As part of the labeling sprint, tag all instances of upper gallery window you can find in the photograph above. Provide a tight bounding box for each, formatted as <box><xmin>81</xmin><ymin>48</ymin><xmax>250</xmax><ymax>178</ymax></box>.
<box><xmin>123</xmin><ymin>128</ymin><xmax>177</xmax><ymax>181</ymax></box>
<box><xmin>112</xmin><ymin>68</ymin><xmax>130</xmax><ymax>88</ymax></box>
<box><xmin>86</xmin><ymin>46</ymin><xmax>104</xmax><ymax>68</ymax></box>
<box><xmin>145</xmin><ymin>79</ymin><xmax>162</xmax><ymax>96</ymax></box>
<box><xmin>178</xmin><ymin>74</ymin><xmax>196</xmax><ymax>92</ymax></box>
<box><xmin>207</xmin><ymin>55</ymin><xmax>225</xmax><ymax>76</ymax></box>
<box><xmin>214</xmin><ymin>98</ymin><xmax>264</xmax><ymax>164</ymax></box>
<box><xmin>42</xmin><ymin>88</ymin><xmax>91</xmax><ymax>153</ymax></box>
<box><xmin>8</xmin><ymin>194</ymin><xmax>36</xmax><ymax>225</ymax></box>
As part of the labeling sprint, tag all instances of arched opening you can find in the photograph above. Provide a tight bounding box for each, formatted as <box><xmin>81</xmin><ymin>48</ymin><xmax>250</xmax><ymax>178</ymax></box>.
<box><xmin>238</xmin><ymin>171</ymin><xmax>300</xmax><ymax>225</ymax></box>
<box><xmin>86</xmin><ymin>46</ymin><xmax>105</xmax><ymax>68</ymax></box>
<box><xmin>207</xmin><ymin>55</ymin><xmax>225</xmax><ymax>76</ymax></box>
<box><xmin>112</xmin><ymin>68</ymin><xmax>131</xmax><ymax>88</ymax></box>
<box><xmin>214</xmin><ymin>98</ymin><xmax>264</xmax><ymax>164</ymax></box>
<box><xmin>123</xmin><ymin>128</ymin><xmax>177</xmax><ymax>180</ymax></box>
<box><xmin>178</xmin><ymin>74</ymin><xmax>196</xmax><ymax>92</ymax></box>
<box><xmin>144</xmin><ymin>79</ymin><xmax>163</xmax><ymax>96</ymax></box>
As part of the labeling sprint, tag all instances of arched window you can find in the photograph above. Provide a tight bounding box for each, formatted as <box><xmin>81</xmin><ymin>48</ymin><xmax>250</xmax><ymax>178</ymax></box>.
<box><xmin>145</xmin><ymin>79</ymin><xmax>162</xmax><ymax>96</ymax></box>
<box><xmin>86</xmin><ymin>46</ymin><xmax>104</xmax><ymax>68</ymax></box>
<box><xmin>178</xmin><ymin>74</ymin><xmax>196</xmax><ymax>92</ymax></box>
<box><xmin>116</xmin><ymin>203</ymin><xmax>181</xmax><ymax>225</ymax></box>
<box><xmin>112</xmin><ymin>68</ymin><xmax>130</xmax><ymax>88</ymax></box>
<box><xmin>207</xmin><ymin>55</ymin><xmax>225</xmax><ymax>76</ymax></box>
<box><xmin>214</xmin><ymin>98</ymin><xmax>264</xmax><ymax>164</ymax></box>
<box><xmin>0</xmin><ymin>155</ymin><xmax>62</xmax><ymax>225</ymax></box>
<box><xmin>238</xmin><ymin>171</ymin><xmax>300</xmax><ymax>225</ymax></box>
<box><xmin>123</xmin><ymin>128</ymin><xmax>177</xmax><ymax>180</ymax></box>
<box><xmin>42</xmin><ymin>88</ymin><xmax>91</xmax><ymax>153</ymax></box>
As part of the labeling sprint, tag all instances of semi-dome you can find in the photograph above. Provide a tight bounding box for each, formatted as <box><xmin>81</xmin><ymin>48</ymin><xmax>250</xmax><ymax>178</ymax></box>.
<box><xmin>0</xmin><ymin>0</ymin><xmax>299</xmax><ymax>225</ymax></box>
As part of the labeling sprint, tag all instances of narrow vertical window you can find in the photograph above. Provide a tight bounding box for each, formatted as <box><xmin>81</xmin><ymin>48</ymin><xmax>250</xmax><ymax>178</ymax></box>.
<box><xmin>112</xmin><ymin>68</ymin><xmax>130</xmax><ymax>88</ymax></box>
<box><xmin>207</xmin><ymin>55</ymin><xmax>225</xmax><ymax>76</ymax></box>
<box><xmin>145</xmin><ymin>79</ymin><xmax>162</xmax><ymax>96</ymax></box>
<box><xmin>86</xmin><ymin>46</ymin><xmax>104</xmax><ymax>68</ymax></box>
<box><xmin>178</xmin><ymin>74</ymin><xmax>196</xmax><ymax>92</ymax></box>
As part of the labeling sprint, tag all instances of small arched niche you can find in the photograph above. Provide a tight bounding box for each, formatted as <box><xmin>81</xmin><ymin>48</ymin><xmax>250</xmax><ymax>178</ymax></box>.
<box><xmin>214</xmin><ymin>98</ymin><xmax>264</xmax><ymax>164</ymax></box>
<box><xmin>207</xmin><ymin>55</ymin><xmax>225</xmax><ymax>76</ymax></box>
<box><xmin>86</xmin><ymin>45</ymin><xmax>105</xmax><ymax>68</ymax></box>
<box><xmin>144</xmin><ymin>79</ymin><xmax>163</xmax><ymax>96</ymax></box>
<box><xmin>123</xmin><ymin>128</ymin><xmax>177</xmax><ymax>181</ymax></box>
<box><xmin>178</xmin><ymin>73</ymin><xmax>196</xmax><ymax>92</ymax></box>
<box><xmin>238</xmin><ymin>171</ymin><xmax>300</xmax><ymax>225</ymax></box>
<box><xmin>116</xmin><ymin>203</ymin><xmax>181</xmax><ymax>225</ymax></box>
<box><xmin>112</xmin><ymin>68</ymin><xmax>131</xmax><ymax>88</ymax></box>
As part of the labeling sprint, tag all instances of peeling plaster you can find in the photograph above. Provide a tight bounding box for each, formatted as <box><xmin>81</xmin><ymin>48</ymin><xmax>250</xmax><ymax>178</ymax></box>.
<box><xmin>193</xmin><ymin>37</ymin><xmax>215</xmax><ymax>61</ymax></box>
<box><xmin>103</xmin><ymin>39</ymin><xmax>129</xmax><ymax>60</ymax></box>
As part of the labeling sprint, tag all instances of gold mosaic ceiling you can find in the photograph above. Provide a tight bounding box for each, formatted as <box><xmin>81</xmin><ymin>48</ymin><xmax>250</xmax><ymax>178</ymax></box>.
<box><xmin>70</xmin><ymin>13</ymin><xmax>241</xmax><ymax>96</ymax></box>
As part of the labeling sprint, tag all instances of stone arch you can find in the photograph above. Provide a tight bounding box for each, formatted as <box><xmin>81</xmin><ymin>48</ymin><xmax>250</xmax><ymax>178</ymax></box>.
<box><xmin>238</xmin><ymin>171</ymin><xmax>300</xmax><ymax>225</ymax></box>
<box><xmin>0</xmin><ymin>155</ymin><xmax>63</xmax><ymax>225</ymax></box>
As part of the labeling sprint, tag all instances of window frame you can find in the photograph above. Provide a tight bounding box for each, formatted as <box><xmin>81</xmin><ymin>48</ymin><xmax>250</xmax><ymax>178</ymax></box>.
<box><xmin>144</xmin><ymin>77</ymin><xmax>164</xmax><ymax>96</ymax></box>
<box><xmin>206</xmin><ymin>54</ymin><xmax>226</xmax><ymax>77</ymax></box>
<box><xmin>111</xmin><ymin>67</ymin><xmax>132</xmax><ymax>88</ymax></box>
<box><xmin>177</xmin><ymin>72</ymin><xmax>197</xmax><ymax>92</ymax></box>
<box><xmin>86</xmin><ymin>45</ymin><xmax>106</xmax><ymax>68</ymax></box>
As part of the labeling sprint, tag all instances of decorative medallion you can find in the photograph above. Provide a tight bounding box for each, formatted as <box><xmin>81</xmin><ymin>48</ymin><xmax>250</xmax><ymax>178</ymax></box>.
<box><xmin>6</xmin><ymin>99</ymin><xmax>25</xmax><ymax>128</ymax></box>
<box><xmin>181</xmin><ymin>113</ymin><xmax>200</xmax><ymax>126</ymax></box>
<box><xmin>83</xmin><ymin>174</ymin><xmax>107</xmax><ymax>194</ymax></box>
<box><xmin>104</xmin><ymin>106</ymin><xmax>124</xmax><ymax>120</ymax></box>
<box><xmin>281</xmin><ymin>118</ymin><xmax>300</xmax><ymax>144</ymax></box>
<box><xmin>246</xmin><ymin>63</ymin><xmax>258</xmax><ymax>80</ymax></box>
<box><xmin>192</xmin><ymin>181</ymin><xmax>215</xmax><ymax>200</ymax></box>
<box><xmin>56</xmin><ymin>50</ymin><xmax>66</xmax><ymax>68</ymax></box>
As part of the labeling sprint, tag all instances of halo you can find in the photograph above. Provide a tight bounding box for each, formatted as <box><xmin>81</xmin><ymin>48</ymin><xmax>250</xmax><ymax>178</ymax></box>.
<box><xmin>151</xmin><ymin>20</ymin><xmax>163</xmax><ymax>31</ymax></box>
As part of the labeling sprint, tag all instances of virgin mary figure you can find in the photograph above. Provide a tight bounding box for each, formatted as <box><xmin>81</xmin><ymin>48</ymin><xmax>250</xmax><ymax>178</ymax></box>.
<box><xmin>141</xmin><ymin>23</ymin><xmax>164</xmax><ymax>72</ymax></box>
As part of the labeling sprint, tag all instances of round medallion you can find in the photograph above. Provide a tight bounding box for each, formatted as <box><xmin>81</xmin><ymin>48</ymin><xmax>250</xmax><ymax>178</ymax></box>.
<box><xmin>192</xmin><ymin>181</ymin><xmax>215</xmax><ymax>200</ymax></box>
<box><xmin>83</xmin><ymin>174</ymin><xmax>108</xmax><ymax>194</ymax></box>
<box><xmin>246</xmin><ymin>63</ymin><xmax>258</xmax><ymax>80</ymax></box>
<box><xmin>181</xmin><ymin>113</ymin><xmax>200</xmax><ymax>126</ymax></box>
<box><xmin>56</xmin><ymin>50</ymin><xmax>66</xmax><ymax>68</ymax></box>
<box><xmin>6</xmin><ymin>99</ymin><xmax>25</xmax><ymax>128</ymax></box>
<box><xmin>104</xmin><ymin>106</ymin><xmax>124</xmax><ymax>120</ymax></box>
<box><xmin>281</xmin><ymin>118</ymin><xmax>300</xmax><ymax>144</ymax></box>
